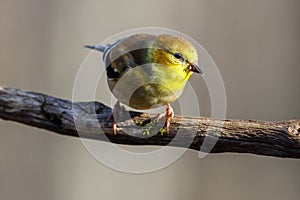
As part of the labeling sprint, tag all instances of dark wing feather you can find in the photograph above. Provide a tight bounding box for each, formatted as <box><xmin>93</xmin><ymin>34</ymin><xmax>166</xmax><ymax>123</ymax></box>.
<box><xmin>104</xmin><ymin>34</ymin><xmax>156</xmax><ymax>79</ymax></box>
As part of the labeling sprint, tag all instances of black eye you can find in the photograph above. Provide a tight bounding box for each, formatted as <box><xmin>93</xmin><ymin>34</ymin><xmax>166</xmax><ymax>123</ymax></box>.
<box><xmin>174</xmin><ymin>52</ymin><xmax>183</xmax><ymax>60</ymax></box>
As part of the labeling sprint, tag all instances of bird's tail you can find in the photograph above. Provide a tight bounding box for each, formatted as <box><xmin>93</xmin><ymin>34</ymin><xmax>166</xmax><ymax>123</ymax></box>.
<box><xmin>84</xmin><ymin>39</ymin><xmax>122</xmax><ymax>61</ymax></box>
<box><xmin>84</xmin><ymin>44</ymin><xmax>112</xmax><ymax>61</ymax></box>
<box><xmin>84</xmin><ymin>44</ymin><xmax>110</xmax><ymax>52</ymax></box>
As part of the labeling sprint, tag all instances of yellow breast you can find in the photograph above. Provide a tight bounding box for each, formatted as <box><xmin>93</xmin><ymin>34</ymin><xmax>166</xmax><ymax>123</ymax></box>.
<box><xmin>108</xmin><ymin>63</ymin><xmax>190</xmax><ymax>110</ymax></box>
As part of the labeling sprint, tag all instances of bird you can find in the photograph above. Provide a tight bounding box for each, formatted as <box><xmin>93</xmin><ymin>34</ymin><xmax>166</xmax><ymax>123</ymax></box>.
<box><xmin>85</xmin><ymin>33</ymin><xmax>203</xmax><ymax>134</ymax></box>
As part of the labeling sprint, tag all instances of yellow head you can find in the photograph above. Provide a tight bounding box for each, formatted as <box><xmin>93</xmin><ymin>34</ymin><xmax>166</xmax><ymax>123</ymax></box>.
<box><xmin>149</xmin><ymin>34</ymin><xmax>203</xmax><ymax>80</ymax></box>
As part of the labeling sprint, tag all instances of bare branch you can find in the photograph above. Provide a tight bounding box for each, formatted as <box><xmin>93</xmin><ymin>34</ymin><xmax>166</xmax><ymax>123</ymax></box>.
<box><xmin>0</xmin><ymin>87</ymin><xmax>299</xmax><ymax>158</ymax></box>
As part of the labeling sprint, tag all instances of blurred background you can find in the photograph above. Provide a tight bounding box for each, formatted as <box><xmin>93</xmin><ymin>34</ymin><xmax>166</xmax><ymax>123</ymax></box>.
<box><xmin>1</xmin><ymin>0</ymin><xmax>300</xmax><ymax>199</ymax></box>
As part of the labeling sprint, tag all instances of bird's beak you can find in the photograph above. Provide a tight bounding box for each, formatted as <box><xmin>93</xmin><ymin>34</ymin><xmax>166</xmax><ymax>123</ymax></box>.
<box><xmin>190</xmin><ymin>63</ymin><xmax>204</xmax><ymax>75</ymax></box>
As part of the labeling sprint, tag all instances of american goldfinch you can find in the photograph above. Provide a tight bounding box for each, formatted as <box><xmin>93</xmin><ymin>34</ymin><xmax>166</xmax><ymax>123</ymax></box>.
<box><xmin>85</xmin><ymin>34</ymin><xmax>203</xmax><ymax>133</ymax></box>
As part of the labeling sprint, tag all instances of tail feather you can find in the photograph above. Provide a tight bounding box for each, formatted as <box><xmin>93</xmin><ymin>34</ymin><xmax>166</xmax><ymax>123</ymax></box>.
<box><xmin>84</xmin><ymin>44</ymin><xmax>109</xmax><ymax>52</ymax></box>
<box><xmin>84</xmin><ymin>39</ymin><xmax>123</xmax><ymax>62</ymax></box>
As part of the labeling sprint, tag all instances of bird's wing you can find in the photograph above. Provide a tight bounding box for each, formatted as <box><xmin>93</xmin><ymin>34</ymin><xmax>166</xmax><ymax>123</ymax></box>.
<box><xmin>105</xmin><ymin>34</ymin><xmax>156</xmax><ymax>80</ymax></box>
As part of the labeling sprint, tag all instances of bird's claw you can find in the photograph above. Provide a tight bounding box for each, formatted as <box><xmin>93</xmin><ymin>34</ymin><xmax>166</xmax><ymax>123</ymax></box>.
<box><xmin>156</xmin><ymin>104</ymin><xmax>174</xmax><ymax>134</ymax></box>
<box><xmin>107</xmin><ymin>101</ymin><xmax>125</xmax><ymax>135</ymax></box>
<box><xmin>165</xmin><ymin>104</ymin><xmax>174</xmax><ymax>133</ymax></box>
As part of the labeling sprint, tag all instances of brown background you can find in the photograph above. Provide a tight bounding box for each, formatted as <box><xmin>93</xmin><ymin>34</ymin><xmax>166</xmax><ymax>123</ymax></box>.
<box><xmin>1</xmin><ymin>0</ymin><xmax>300</xmax><ymax>199</ymax></box>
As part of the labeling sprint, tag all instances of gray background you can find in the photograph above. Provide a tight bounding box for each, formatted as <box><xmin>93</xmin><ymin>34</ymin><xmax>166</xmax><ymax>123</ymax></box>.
<box><xmin>1</xmin><ymin>0</ymin><xmax>300</xmax><ymax>199</ymax></box>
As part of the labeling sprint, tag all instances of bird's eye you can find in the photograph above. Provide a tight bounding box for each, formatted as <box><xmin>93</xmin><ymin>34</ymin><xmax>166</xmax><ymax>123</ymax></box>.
<box><xmin>173</xmin><ymin>52</ymin><xmax>183</xmax><ymax>60</ymax></box>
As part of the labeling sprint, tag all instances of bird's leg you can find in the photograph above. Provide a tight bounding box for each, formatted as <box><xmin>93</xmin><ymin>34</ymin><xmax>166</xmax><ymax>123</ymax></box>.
<box><xmin>165</xmin><ymin>104</ymin><xmax>174</xmax><ymax>133</ymax></box>
<box><xmin>156</xmin><ymin>104</ymin><xmax>174</xmax><ymax>133</ymax></box>
<box><xmin>107</xmin><ymin>101</ymin><xmax>125</xmax><ymax>134</ymax></box>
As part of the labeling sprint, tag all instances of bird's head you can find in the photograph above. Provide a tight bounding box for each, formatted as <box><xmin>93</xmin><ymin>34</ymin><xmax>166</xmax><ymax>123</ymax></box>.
<box><xmin>150</xmin><ymin>34</ymin><xmax>204</xmax><ymax>76</ymax></box>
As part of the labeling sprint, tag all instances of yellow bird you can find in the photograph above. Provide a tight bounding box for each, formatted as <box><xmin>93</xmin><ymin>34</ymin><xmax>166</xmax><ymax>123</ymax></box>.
<box><xmin>85</xmin><ymin>34</ymin><xmax>203</xmax><ymax>133</ymax></box>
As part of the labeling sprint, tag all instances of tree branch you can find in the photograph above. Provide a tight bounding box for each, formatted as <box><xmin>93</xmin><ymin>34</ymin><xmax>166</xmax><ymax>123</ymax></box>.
<box><xmin>0</xmin><ymin>87</ymin><xmax>299</xmax><ymax>158</ymax></box>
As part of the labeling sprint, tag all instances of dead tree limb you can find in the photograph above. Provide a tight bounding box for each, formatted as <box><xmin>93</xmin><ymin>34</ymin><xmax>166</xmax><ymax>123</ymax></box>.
<box><xmin>0</xmin><ymin>87</ymin><xmax>299</xmax><ymax>158</ymax></box>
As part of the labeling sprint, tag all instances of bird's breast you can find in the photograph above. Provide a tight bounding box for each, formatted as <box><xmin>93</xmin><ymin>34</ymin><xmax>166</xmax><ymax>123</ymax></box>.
<box><xmin>107</xmin><ymin>64</ymin><xmax>187</xmax><ymax>110</ymax></box>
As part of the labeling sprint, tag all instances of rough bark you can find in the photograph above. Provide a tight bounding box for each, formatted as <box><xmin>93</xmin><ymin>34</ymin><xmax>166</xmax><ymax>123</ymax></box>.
<box><xmin>0</xmin><ymin>87</ymin><xmax>299</xmax><ymax>158</ymax></box>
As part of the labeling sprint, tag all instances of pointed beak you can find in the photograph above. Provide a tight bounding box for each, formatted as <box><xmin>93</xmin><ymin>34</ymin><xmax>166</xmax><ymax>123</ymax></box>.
<box><xmin>190</xmin><ymin>63</ymin><xmax>204</xmax><ymax>75</ymax></box>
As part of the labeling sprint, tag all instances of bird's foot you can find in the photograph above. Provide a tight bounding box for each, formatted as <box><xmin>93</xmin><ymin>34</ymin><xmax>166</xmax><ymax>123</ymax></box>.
<box><xmin>106</xmin><ymin>101</ymin><xmax>125</xmax><ymax>134</ymax></box>
<box><xmin>156</xmin><ymin>104</ymin><xmax>174</xmax><ymax>134</ymax></box>
<box><xmin>165</xmin><ymin>104</ymin><xmax>174</xmax><ymax>133</ymax></box>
